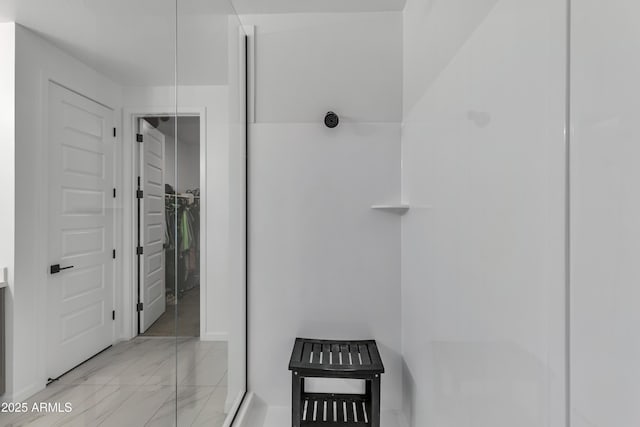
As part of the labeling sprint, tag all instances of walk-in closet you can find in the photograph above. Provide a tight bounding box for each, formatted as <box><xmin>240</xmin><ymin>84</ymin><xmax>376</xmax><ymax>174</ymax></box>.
<box><xmin>141</xmin><ymin>116</ymin><xmax>202</xmax><ymax>338</ymax></box>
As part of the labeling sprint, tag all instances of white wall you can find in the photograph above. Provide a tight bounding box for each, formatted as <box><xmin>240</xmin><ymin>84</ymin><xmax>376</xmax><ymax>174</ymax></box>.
<box><xmin>570</xmin><ymin>2</ymin><xmax>640</xmax><ymax>426</ymax></box>
<box><xmin>9</xmin><ymin>24</ymin><xmax>123</xmax><ymax>401</ymax></box>
<box><xmin>178</xmin><ymin>142</ymin><xmax>200</xmax><ymax>192</ymax></box>
<box><xmin>242</xmin><ymin>11</ymin><xmax>404</xmax><ymax>421</ymax></box>
<box><xmin>124</xmin><ymin>85</ymin><xmax>230</xmax><ymax>341</ymax></box>
<box><xmin>0</xmin><ymin>22</ymin><xmax>15</xmax><ymax>400</ymax></box>
<box><xmin>165</xmin><ymin>133</ymin><xmax>178</xmax><ymax>191</ymax></box>
<box><xmin>401</xmin><ymin>1</ymin><xmax>566</xmax><ymax>426</ymax></box>
<box><xmin>162</xmin><ymin>121</ymin><xmax>201</xmax><ymax>193</ymax></box>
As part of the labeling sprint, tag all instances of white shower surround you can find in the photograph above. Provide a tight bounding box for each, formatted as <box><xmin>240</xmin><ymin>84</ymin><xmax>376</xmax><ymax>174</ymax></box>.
<box><xmin>238</xmin><ymin>1</ymin><xmax>571</xmax><ymax>426</ymax></box>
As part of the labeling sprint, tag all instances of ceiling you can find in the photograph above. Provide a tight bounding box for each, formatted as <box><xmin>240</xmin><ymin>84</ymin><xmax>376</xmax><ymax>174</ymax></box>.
<box><xmin>230</xmin><ymin>0</ymin><xmax>407</xmax><ymax>14</ymax></box>
<box><xmin>0</xmin><ymin>0</ymin><xmax>233</xmax><ymax>86</ymax></box>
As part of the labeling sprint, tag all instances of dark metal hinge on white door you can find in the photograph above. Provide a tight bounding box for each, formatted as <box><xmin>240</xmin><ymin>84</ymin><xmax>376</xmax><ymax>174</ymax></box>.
<box><xmin>113</xmin><ymin>188</ymin><xmax>116</xmax><ymax>198</ymax></box>
<box><xmin>113</xmin><ymin>128</ymin><xmax>116</xmax><ymax>138</ymax></box>
<box><xmin>112</xmin><ymin>310</ymin><xmax>115</xmax><ymax>320</ymax></box>
<box><xmin>136</xmin><ymin>246</ymin><xmax>143</xmax><ymax>255</ymax></box>
<box><xmin>136</xmin><ymin>134</ymin><xmax>143</xmax><ymax>143</ymax></box>
<box><xmin>112</xmin><ymin>249</ymin><xmax>116</xmax><ymax>259</ymax></box>
<box><xmin>136</xmin><ymin>303</ymin><xmax>144</xmax><ymax>312</ymax></box>
<box><xmin>136</xmin><ymin>190</ymin><xmax>144</xmax><ymax>199</ymax></box>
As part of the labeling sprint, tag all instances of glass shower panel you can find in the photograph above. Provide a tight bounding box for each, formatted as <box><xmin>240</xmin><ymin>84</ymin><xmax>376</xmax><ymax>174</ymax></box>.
<box><xmin>0</xmin><ymin>0</ymin><xmax>180</xmax><ymax>425</ymax></box>
<box><xmin>174</xmin><ymin>1</ymin><xmax>247</xmax><ymax>425</ymax></box>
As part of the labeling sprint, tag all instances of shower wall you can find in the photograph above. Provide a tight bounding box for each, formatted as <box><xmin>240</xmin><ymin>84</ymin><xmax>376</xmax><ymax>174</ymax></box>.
<box><xmin>244</xmin><ymin>11</ymin><xmax>404</xmax><ymax>422</ymax></box>
<box><xmin>401</xmin><ymin>0</ymin><xmax>567</xmax><ymax>426</ymax></box>
<box><xmin>570</xmin><ymin>1</ymin><xmax>640</xmax><ymax>426</ymax></box>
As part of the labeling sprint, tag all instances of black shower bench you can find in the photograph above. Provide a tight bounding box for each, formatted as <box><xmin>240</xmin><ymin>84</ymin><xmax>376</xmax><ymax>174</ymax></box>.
<box><xmin>288</xmin><ymin>338</ymin><xmax>385</xmax><ymax>427</ymax></box>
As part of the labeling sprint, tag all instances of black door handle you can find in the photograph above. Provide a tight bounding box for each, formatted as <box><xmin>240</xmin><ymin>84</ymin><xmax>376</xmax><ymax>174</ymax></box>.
<box><xmin>50</xmin><ymin>264</ymin><xmax>74</xmax><ymax>274</ymax></box>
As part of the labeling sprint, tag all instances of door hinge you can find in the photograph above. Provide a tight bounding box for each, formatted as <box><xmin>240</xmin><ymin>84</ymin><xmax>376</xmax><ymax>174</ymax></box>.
<box><xmin>136</xmin><ymin>246</ymin><xmax>143</xmax><ymax>255</ymax></box>
<box><xmin>113</xmin><ymin>127</ymin><xmax>117</xmax><ymax>138</ymax></box>
<box><xmin>136</xmin><ymin>134</ymin><xmax>143</xmax><ymax>143</ymax></box>
<box><xmin>112</xmin><ymin>249</ymin><xmax>116</xmax><ymax>259</ymax></box>
<box><xmin>136</xmin><ymin>190</ymin><xmax>144</xmax><ymax>199</ymax></box>
<box><xmin>113</xmin><ymin>188</ymin><xmax>116</xmax><ymax>198</ymax></box>
<box><xmin>112</xmin><ymin>310</ymin><xmax>115</xmax><ymax>320</ymax></box>
<box><xmin>137</xmin><ymin>302</ymin><xmax>144</xmax><ymax>312</ymax></box>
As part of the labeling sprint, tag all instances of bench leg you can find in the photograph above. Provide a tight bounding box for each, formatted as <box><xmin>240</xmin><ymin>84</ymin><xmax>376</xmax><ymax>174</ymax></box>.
<box><xmin>370</xmin><ymin>376</ymin><xmax>381</xmax><ymax>427</ymax></box>
<box><xmin>292</xmin><ymin>373</ymin><xmax>304</xmax><ymax>427</ymax></box>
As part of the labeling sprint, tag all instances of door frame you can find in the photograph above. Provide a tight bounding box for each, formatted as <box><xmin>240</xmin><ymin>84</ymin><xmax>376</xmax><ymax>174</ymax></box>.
<box><xmin>123</xmin><ymin>107</ymin><xmax>207</xmax><ymax>339</ymax></box>
<box><xmin>38</xmin><ymin>77</ymin><xmax>120</xmax><ymax>389</ymax></box>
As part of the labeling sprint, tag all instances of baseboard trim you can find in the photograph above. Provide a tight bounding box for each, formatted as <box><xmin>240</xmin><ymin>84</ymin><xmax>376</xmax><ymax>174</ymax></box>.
<box><xmin>1</xmin><ymin>381</ymin><xmax>44</xmax><ymax>403</ymax></box>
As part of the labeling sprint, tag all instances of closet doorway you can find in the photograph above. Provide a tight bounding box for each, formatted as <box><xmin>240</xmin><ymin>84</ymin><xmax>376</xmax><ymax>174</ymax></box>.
<box><xmin>138</xmin><ymin>115</ymin><xmax>202</xmax><ymax>337</ymax></box>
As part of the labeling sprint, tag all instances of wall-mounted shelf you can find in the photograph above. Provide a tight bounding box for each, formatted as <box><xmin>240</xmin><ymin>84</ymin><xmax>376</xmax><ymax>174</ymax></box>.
<box><xmin>371</xmin><ymin>204</ymin><xmax>410</xmax><ymax>215</ymax></box>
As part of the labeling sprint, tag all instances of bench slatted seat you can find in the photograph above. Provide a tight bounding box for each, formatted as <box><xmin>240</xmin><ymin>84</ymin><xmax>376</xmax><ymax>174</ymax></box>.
<box><xmin>289</xmin><ymin>338</ymin><xmax>384</xmax><ymax>427</ymax></box>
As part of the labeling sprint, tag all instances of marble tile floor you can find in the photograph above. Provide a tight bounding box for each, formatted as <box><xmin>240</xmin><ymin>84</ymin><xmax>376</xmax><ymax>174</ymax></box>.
<box><xmin>1</xmin><ymin>338</ymin><xmax>228</xmax><ymax>427</ymax></box>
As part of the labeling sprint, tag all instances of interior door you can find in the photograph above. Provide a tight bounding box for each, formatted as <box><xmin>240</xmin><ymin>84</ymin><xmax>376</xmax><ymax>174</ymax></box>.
<box><xmin>139</xmin><ymin>119</ymin><xmax>166</xmax><ymax>333</ymax></box>
<box><xmin>47</xmin><ymin>82</ymin><xmax>115</xmax><ymax>380</ymax></box>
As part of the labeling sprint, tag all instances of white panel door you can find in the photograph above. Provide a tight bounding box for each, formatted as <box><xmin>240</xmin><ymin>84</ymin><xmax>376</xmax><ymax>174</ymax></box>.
<box><xmin>139</xmin><ymin>120</ymin><xmax>166</xmax><ymax>332</ymax></box>
<box><xmin>47</xmin><ymin>82</ymin><xmax>115</xmax><ymax>380</ymax></box>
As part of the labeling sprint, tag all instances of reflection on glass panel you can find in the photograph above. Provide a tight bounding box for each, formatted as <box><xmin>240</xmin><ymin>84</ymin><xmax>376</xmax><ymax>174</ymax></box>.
<box><xmin>0</xmin><ymin>0</ymin><xmax>246</xmax><ymax>425</ymax></box>
<box><xmin>173</xmin><ymin>2</ymin><xmax>247</xmax><ymax>425</ymax></box>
